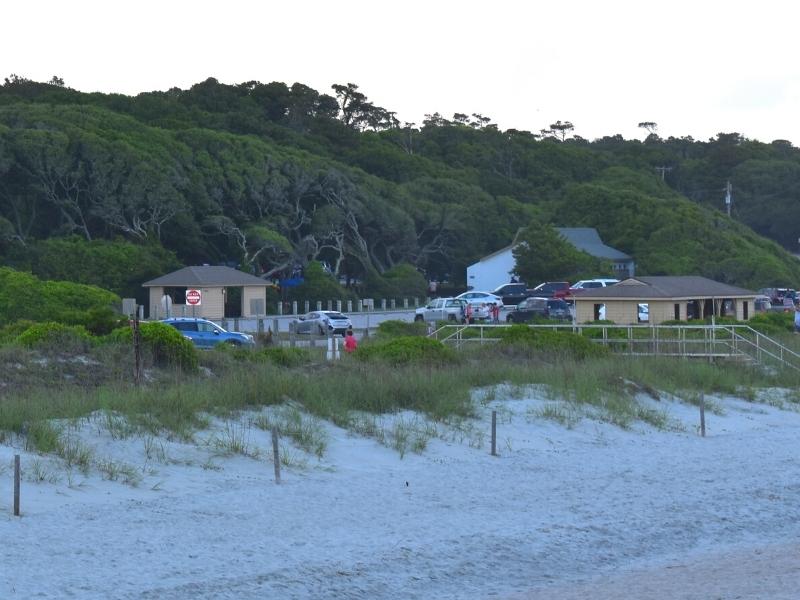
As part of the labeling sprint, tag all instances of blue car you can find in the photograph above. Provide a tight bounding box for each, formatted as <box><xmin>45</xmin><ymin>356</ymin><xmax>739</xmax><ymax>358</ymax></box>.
<box><xmin>162</xmin><ymin>318</ymin><xmax>255</xmax><ymax>349</ymax></box>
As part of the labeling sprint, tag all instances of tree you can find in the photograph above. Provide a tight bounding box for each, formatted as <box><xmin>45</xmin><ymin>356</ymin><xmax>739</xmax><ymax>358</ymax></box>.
<box><xmin>638</xmin><ymin>121</ymin><xmax>658</xmax><ymax>135</ymax></box>
<box><xmin>331</xmin><ymin>83</ymin><xmax>393</xmax><ymax>131</ymax></box>
<box><xmin>512</xmin><ymin>219</ymin><xmax>601</xmax><ymax>283</ymax></box>
<box><xmin>548</xmin><ymin>120</ymin><xmax>575</xmax><ymax>142</ymax></box>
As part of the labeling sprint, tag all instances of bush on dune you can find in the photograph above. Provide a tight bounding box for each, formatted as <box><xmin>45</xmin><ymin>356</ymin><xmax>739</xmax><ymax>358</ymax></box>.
<box><xmin>496</xmin><ymin>325</ymin><xmax>608</xmax><ymax>359</ymax></box>
<box><xmin>355</xmin><ymin>336</ymin><xmax>458</xmax><ymax>365</ymax></box>
<box><xmin>16</xmin><ymin>322</ymin><xmax>93</xmax><ymax>352</ymax></box>
<box><xmin>108</xmin><ymin>321</ymin><xmax>198</xmax><ymax>372</ymax></box>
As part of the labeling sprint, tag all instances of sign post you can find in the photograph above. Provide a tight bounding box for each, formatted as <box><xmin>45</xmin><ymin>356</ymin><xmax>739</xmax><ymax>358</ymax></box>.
<box><xmin>186</xmin><ymin>289</ymin><xmax>202</xmax><ymax>318</ymax></box>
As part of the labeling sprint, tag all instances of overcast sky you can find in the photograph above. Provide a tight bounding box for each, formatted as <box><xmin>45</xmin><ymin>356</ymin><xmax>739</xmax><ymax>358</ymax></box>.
<box><xmin>5</xmin><ymin>0</ymin><xmax>800</xmax><ymax>145</ymax></box>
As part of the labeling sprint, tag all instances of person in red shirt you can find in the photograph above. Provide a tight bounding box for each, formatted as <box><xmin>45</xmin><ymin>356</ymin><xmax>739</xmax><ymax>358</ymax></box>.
<box><xmin>344</xmin><ymin>329</ymin><xmax>358</xmax><ymax>353</ymax></box>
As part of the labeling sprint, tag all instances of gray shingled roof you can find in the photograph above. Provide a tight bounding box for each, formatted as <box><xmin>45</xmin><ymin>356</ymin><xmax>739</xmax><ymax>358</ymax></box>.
<box><xmin>573</xmin><ymin>276</ymin><xmax>756</xmax><ymax>299</ymax></box>
<box><xmin>143</xmin><ymin>266</ymin><xmax>268</xmax><ymax>287</ymax></box>
<box><xmin>555</xmin><ymin>228</ymin><xmax>632</xmax><ymax>261</ymax></box>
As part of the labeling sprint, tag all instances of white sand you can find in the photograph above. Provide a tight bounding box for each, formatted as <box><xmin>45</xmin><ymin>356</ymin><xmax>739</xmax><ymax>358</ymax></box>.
<box><xmin>2</xmin><ymin>387</ymin><xmax>800</xmax><ymax>599</ymax></box>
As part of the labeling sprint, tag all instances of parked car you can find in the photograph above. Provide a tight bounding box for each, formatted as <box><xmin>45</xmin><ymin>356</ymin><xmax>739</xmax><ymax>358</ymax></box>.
<box><xmin>546</xmin><ymin>298</ymin><xmax>572</xmax><ymax>321</ymax></box>
<box><xmin>414</xmin><ymin>297</ymin><xmax>467</xmax><ymax>322</ymax></box>
<box><xmin>492</xmin><ymin>283</ymin><xmax>533</xmax><ymax>306</ymax></box>
<box><xmin>570</xmin><ymin>278</ymin><xmax>620</xmax><ymax>291</ymax></box>
<box><xmin>290</xmin><ymin>311</ymin><xmax>352</xmax><ymax>336</ymax></box>
<box><xmin>455</xmin><ymin>291</ymin><xmax>503</xmax><ymax>307</ymax></box>
<box><xmin>754</xmin><ymin>295</ymin><xmax>773</xmax><ymax>314</ymax></box>
<box><xmin>162</xmin><ymin>318</ymin><xmax>255</xmax><ymax>348</ymax></box>
<box><xmin>758</xmin><ymin>288</ymin><xmax>796</xmax><ymax>305</ymax></box>
<box><xmin>531</xmin><ymin>281</ymin><xmax>571</xmax><ymax>299</ymax></box>
<box><xmin>506</xmin><ymin>297</ymin><xmax>549</xmax><ymax>323</ymax></box>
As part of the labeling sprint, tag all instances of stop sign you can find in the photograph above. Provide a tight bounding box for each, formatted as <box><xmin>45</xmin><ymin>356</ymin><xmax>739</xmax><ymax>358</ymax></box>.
<box><xmin>185</xmin><ymin>289</ymin><xmax>202</xmax><ymax>306</ymax></box>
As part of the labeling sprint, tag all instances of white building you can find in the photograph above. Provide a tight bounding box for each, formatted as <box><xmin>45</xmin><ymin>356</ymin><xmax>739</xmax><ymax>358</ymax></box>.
<box><xmin>466</xmin><ymin>227</ymin><xmax>634</xmax><ymax>291</ymax></box>
<box><xmin>466</xmin><ymin>242</ymin><xmax>519</xmax><ymax>291</ymax></box>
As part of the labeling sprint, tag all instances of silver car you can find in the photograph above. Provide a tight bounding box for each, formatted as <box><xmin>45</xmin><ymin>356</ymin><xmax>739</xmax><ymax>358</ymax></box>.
<box><xmin>290</xmin><ymin>311</ymin><xmax>352</xmax><ymax>336</ymax></box>
<box><xmin>414</xmin><ymin>298</ymin><xmax>467</xmax><ymax>323</ymax></box>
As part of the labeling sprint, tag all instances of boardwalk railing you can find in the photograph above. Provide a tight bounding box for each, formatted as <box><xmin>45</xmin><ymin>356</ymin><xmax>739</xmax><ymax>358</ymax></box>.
<box><xmin>429</xmin><ymin>323</ymin><xmax>800</xmax><ymax>372</ymax></box>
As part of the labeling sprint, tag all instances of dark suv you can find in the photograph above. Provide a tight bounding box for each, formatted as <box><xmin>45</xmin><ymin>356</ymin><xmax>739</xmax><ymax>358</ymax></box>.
<box><xmin>492</xmin><ymin>283</ymin><xmax>532</xmax><ymax>306</ymax></box>
<box><xmin>546</xmin><ymin>298</ymin><xmax>572</xmax><ymax>321</ymax></box>
<box><xmin>506</xmin><ymin>297</ymin><xmax>549</xmax><ymax>323</ymax></box>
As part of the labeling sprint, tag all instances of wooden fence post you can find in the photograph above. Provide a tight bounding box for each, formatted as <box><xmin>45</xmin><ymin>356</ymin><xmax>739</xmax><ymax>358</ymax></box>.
<box><xmin>491</xmin><ymin>411</ymin><xmax>497</xmax><ymax>456</ymax></box>
<box><xmin>133</xmin><ymin>308</ymin><xmax>142</xmax><ymax>386</ymax></box>
<box><xmin>700</xmin><ymin>393</ymin><xmax>706</xmax><ymax>437</ymax></box>
<box><xmin>271</xmin><ymin>428</ymin><xmax>281</xmax><ymax>484</ymax></box>
<box><xmin>14</xmin><ymin>454</ymin><xmax>20</xmax><ymax>516</ymax></box>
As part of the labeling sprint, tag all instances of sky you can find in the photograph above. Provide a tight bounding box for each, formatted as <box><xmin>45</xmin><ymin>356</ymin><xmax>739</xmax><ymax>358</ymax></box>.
<box><xmin>5</xmin><ymin>0</ymin><xmax>800</xmax><ymax>144</ymax></box>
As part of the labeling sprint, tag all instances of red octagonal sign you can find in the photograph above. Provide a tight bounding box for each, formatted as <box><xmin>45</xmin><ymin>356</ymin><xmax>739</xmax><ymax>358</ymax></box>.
<box><xmin>185</xmin><ymin>289</ymin><xmax>202</xmax><ymax>306</ymax></box>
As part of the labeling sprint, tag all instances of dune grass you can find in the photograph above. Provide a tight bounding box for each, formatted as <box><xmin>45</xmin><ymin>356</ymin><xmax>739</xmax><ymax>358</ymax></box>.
<box><xmin>3</xmin><ymin>337</ymin><xmax>800</xmax><ymax>455</ymax></box>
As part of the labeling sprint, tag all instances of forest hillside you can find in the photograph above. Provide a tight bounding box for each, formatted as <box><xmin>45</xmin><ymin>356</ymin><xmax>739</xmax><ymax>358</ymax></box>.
<box><xmin>1</xmin><ymin>75</ymin><xmax>799</xmax><ymax>300</ymax></box>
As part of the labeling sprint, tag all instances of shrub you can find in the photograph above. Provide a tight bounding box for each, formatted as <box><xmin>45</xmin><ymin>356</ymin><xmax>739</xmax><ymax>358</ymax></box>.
<box><xmin>109</xmin><ymin>321</ymin><xmax>198</xmax><ymax>372</ymax></box>
<box><xmin>216</xmin><ymin>344</ymin><xmax>311</xmax><ymax>367</ymax></box>
<box><xmin>580</xmin><ymin>320</ymin><xmax>628</xmax><ymax>341</ymax></box>
<box><xmin>376</xmin><ymin>319</ymin><xmax>428</xmax><ymax>339</ymax></box>
<box><xmin>78</xmin><ymin>306</ymin><xmax>129</xmax><ymax>336</ymax></box>
<box><xmin>257</xmin><ymin>347</ymin><xmax>311</xmax><ymax>367</ymax></box>
<box><xmin>748</xmin><ymin>311</ymin><xmax>794</xmax><ymax>335</ymax></box>
<box><xmin>16</xmin><ymin>322</ymin><xmax>93</xmax><ymax>352</ymax></box>
<box><xmin>0</xmin><ymin>267</ymin><xmax>119</xmax><ymax>325</ymax></box>
<box><xmin>5</xmin><ymin>236</ymin><xmax>181</xmax><ymax>299</ymax></box>
<box><xmin>356</xmin><ymin>336</ymin><xmax>458</xmax><ymax>365</ymax></box>
<box><xmin>0</xmin><ymin>319</ymin><xmax>36</xmax><ymax>344</ymax></box>
<box><xmin>496</xmin><ymin>325</ymin><xmax>607</xmax><ymax>359</ymax></box>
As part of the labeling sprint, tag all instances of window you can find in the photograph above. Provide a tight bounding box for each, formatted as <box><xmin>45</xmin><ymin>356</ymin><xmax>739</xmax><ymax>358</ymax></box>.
<box><xmin>197</xmin><ymin>322</ymin><xmax>219</xmax><ymax>333</ymax></box>
<box><xmin>250</xmin><ymin>298</ymin><xmax>265</xmax><ymax>316</ymax></box>
<box><xmin>164</xmin><ymin>287</ymin><xmax>189</xmax><ymax>305</ymax></box>
<box><xmin>172</xmin><ymin>322</ymin><xmax>197</xmax><ymax>332</ymax></box>
<box><xmin>593</xmin><ymin>304</ymin><xmax>606</xmax><ymax>321</ymax></box>
<box><xmin>638</xmin><ymin>303</ymin><xmax>649</xmax><ymax>323</ymax></box>
<box><xmin>674</xmin><ymin>303</ymin><xmax>680</xmax><ymax>320</ymax></box>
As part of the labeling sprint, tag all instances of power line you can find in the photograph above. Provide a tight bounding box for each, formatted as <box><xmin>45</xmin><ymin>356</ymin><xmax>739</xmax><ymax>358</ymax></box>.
<box><xmin>655</xmin><ymin>166</ymin><xmax>673</xmax><ymax>181</ymax></box>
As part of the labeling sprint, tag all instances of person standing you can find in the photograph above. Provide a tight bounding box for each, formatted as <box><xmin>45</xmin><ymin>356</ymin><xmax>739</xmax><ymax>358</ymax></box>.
<box><xmin>344</xmin><ymin>329</ymin><xmax>358</xmax><ymax>353</ymax></box>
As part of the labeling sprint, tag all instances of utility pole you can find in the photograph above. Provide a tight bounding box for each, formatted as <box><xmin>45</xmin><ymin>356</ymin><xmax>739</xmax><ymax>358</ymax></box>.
<box><xmin>655</xmin><ymin>166</ymin><xmax>672</xmax><ymax>181</ymax></box>
<box><xmin>724</xmin><ymin>181</ymin><xmax>732</xmax><ymax>217</ymax></box>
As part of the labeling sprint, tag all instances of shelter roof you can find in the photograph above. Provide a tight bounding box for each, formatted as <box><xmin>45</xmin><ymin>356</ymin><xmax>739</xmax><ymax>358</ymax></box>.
<box><xmin>143</xmin><ymin>266</ymin><xmax>267</xmax><ymax>287</ymax></box>
<box><xmin>573</xmin><ymin>276</ymin><xmax>756</xmax><ymax>300</ymax></box>
<box><xmin>555</xmin><ymin>228</ymin><xmax>632</xmax><ymax>261</ymax></box>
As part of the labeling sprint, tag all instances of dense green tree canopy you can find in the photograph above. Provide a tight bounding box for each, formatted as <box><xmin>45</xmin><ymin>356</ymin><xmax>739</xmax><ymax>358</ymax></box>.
<box><xmin>1</xmin><ymin>75</ymin><xmax>800</xmax><ymax>295</ymax></box>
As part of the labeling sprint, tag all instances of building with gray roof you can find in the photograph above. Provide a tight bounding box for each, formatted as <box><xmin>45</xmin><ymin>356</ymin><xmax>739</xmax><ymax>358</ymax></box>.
<box><xmin>555</xmin><ymin>228</ymin><xmax>635</xmax><ymax>277</ymax></box>
<box><xmin>466</xmin><ymin>227</ymin><xmax>633</xmax><ymax>291</ymax></box>
<box><xmin>573</xmin><ymin>276</ymin><xmax>758</xmax><ymax>324</ymax></box>
<box><xmin>143</xmin><ymin>266</ymin><xmax>272</xmax><ymax>319</ymax></box>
